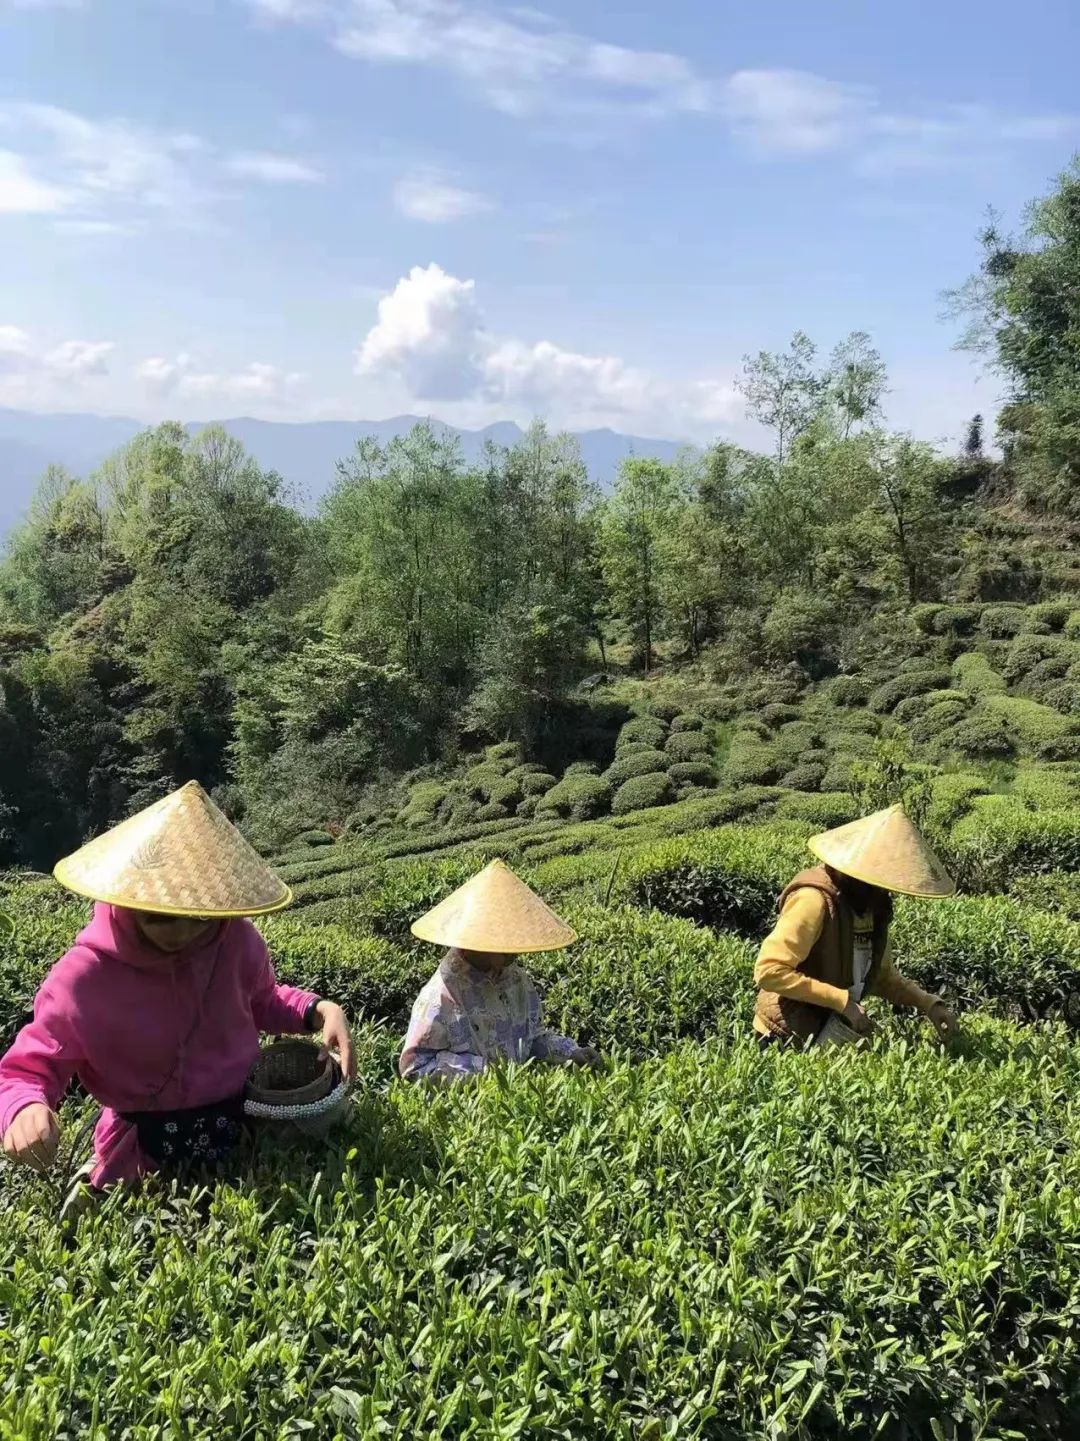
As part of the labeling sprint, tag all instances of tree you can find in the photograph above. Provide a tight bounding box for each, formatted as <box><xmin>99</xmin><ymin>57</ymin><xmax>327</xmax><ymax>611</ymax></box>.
<box><xmin>872</xmin><ymin>434</ymin><xmax>950</xmax><ymax>604</ymax></box>
<box><xmin>965</xmin><ymin>413</ymin><xmax>985</xmax><ymax>458</ymax></box>
<box><xmin>949</xmin><ymin>161</ymin><xmax>1080</xmax><ymax>516</ymax></box>
<box><xmin>829</xmin><ymin>332</ymin><xmax>888</xmax><ymax>439</ymax></box>
<box><xmin>737</xmin><ymin>331</ymin><xmax>827</xmax><ymax>472</ymax></box>
<box><xmin>325</xmin><ymin>424</ymin><xmax>480</xmax><ymax>684</ymax></box>
<box><xmin>600</xmin><ymin>458</ymin><xmax>682</xmax><ymax>671</ymax></box>
<box><xmin>465</xmin><ymin>598</ymin><xmax>586</xmax><ymax>750</ymax></box>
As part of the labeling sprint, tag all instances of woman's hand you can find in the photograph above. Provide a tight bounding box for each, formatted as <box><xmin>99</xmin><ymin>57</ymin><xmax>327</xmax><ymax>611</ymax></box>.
<box><xmin>313</xmin><ymin>1001</ymin><xmax>356</xmax><ymax>1080</ymax></box>
<box><xmin>842</xmin><ymin>996</ymin><xmax>875</xmax><ymax>1036</ymax></box>
<box><xmin>927</xmin><ymin>999</ymin><xmax>959</xmax><ymax>1043</ymax></box>
<box><xmin>570</xmin><ymin>1045</ymin><xmax>602</xmax><ymax>1070</ymax></box>
<box><xmin>2</xmin><ymin>1103</ymin><xmax>60</xmax><ymax>1171</ymax></box>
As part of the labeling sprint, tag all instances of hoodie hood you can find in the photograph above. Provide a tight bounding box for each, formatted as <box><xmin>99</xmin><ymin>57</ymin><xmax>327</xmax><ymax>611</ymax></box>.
<box><xmin>75</xmin><ymin>903</ymin><xmax>225</xmax><ymax>972</ymax></box>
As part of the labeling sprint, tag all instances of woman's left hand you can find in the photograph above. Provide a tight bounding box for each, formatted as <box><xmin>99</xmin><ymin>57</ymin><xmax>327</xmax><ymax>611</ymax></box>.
<box><xmin>927</xmin><ymin>999</ymin><xmax>959</xmax><ymax>1044</ymax></box>
<box><xmin>314</xmin><ymin>1001</ymin><xmax>356</xmax><ymax>1080</ymax></box>
<box><xmin>570</xmin><ymin>1044</ymin><xmax>603</xmax><ymax>1070</ymax></box>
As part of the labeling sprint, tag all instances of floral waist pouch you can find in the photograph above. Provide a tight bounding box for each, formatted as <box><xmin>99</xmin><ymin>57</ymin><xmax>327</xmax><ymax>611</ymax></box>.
<box><xmin>122</xmin><ymin>1092</ymin><xmax>247</xmax><ymax>1167</ymax></box>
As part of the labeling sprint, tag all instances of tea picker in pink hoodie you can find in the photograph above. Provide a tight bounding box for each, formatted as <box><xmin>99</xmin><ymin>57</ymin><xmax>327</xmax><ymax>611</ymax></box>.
<box><xmin>0</xmin><ymin>782</ymin><xmax>355</xmax><ymax>1193</ymax></box>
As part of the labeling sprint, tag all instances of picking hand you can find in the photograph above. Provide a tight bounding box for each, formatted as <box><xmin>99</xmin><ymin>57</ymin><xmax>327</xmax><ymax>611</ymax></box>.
<box><xmin>2</xmin><ymin>1103</ymin><xmax>60</xmax><ymax>1171</ymax></box>
<box><xmin>927</xmin><ymin>999</ymin><xmax>959</xmax><ymax>1043</ymax></box>
<box><xmin>314</xmin><ymin>1001</ymin><xmax>356</xmax><ymax>1081</ymax></box>
<box><xmin>570</xmin><ymin>1045</ymin><xmax>602</xmax><ymax>1070</ymax></box>
<box><xmin>842</xmin><ymin>997</ymin><xmax>875</xmax><ymax>1036</ymax></box>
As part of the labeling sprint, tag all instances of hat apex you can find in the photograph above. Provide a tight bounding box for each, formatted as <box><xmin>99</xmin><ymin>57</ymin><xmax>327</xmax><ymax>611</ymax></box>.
<box><xmin>53</xmin><ymin>781</ymin><xmax>291</xmax><ymax>917</ymax></box>
<box><xmin>411</xmin><ymin>858</ymin><xmax>577</xmax><ymax>953</ymax></box>
<box><xmin>807</xmin><ymin>803</ymin><xmax>955</xmax><ymax>899</ymax></box>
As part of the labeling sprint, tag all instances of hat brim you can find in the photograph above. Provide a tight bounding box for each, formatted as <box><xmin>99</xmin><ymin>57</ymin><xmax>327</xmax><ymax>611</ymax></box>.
<box><xmin>806</xmin><ymin>841</ymin><xmax>956</xmax><ymax>899</ymax></box>
<box><xmin>410</xmin><ymin>920</ymin><xmax>578</xmax><ymax>953</ymax></box>
<box><xmin>52</xmin><ymin>862</ymin><xmax>294</xmax><ymax>918</ymax></box>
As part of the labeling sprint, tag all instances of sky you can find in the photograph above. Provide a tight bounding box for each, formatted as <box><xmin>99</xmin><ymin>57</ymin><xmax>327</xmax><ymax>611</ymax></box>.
<box><xmin>0</xmin><ymin>0</ymin><xmax>1077</xmax><ymax>450</ymax></box>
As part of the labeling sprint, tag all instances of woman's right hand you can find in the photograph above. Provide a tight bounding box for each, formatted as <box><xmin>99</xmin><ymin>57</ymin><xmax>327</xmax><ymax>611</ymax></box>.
<box><xmin>842</xmin><ymin>997</ymin><xmax>875</xmax><ymax>1036</ymax></box>
<box><xmin>2</xmin><ymin>1103</ymin><xmax>60</xmax><ymax>1171</ymax></box>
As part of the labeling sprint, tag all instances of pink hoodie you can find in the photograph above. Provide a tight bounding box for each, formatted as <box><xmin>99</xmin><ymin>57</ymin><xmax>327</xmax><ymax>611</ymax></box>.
<box><xmin>0</xmin><ymin>904</ymin><xmax>317</xmax><ymax>1187</ymax></box>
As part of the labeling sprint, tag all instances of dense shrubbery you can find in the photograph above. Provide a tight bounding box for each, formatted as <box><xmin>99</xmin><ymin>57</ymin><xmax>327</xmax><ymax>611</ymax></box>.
<box><xmin>538</xmin><ymin>773</ymin><xmax>612</xmax><ymax>821</ymax></box>
<box><xmin>667</xmin><ymin>760</ymin><xmax>716</xmax><ymax>787</ymax></box>
<box><xmin>868</xmin><ymin>669</ymin><xmax>951</xmax><ymax>714</ymax></box>
<box><xmin>7</xmin><ymin>756</ymin><xmax>1080</xmax><ymax>1437</ymax></box>
<box><xmin>604</xmin><ymin>749</ymin><xmax>668</xmax><ymax>786</ymax></box>
<box><xmin>611</xmin><ymin>772</ymin><xmax>672</xmax><ymax>816</ymax></box>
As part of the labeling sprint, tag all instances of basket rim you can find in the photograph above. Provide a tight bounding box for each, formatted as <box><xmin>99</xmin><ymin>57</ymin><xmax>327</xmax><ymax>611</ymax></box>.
<box><xmin>246</xmin><ymin>1039</ymin><xmax>335</xmax><ymax>1107</ymax></box>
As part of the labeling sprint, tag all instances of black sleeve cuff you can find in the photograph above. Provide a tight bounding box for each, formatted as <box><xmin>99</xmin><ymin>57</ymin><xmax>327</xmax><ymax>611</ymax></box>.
<box><xmin>304</xmin><ymin>998</ymin><xmax>323</xmax><ymax>1032</ymax></box>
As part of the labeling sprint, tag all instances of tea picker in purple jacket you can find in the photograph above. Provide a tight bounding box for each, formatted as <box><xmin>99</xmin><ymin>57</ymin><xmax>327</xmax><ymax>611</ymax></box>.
<box><xmin>0</xmin><ymin>782</ymin><xmax>355</xmax><ymax>1193</ymax></box>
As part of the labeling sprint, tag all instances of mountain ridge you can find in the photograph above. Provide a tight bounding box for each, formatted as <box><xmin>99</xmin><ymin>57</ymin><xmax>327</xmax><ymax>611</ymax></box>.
<box><xmin>0</xmin><ymin>408</ymin><xmax>689</xmax><ymax>536</ymax></box>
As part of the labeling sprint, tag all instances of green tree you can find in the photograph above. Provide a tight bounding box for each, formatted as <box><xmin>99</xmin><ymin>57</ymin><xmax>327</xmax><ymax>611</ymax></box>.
<box><xmin>829</xmin><ymin>331</ymin><xmax>888</xmax><ymax>439</ymax></box>
<box><xmin>950</xmin><ymin>161</ymin><xmax>1080</xmax><ymax>516</ymax></box>
<box><xmin>600</xmin><ymin>458</ymin><xmax>682</xmax><ymax>671</ymax></box>
<box><xmin>737</xmin><ymin>331</ymin><xmax>827</xmax><ymax>472</ymax></box>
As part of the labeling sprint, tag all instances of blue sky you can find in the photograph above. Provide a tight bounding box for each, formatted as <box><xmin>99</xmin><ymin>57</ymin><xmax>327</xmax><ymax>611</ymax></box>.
<box><xmin>0</xmin><ymin>0</ymin><xmax>1077</xmax><ymax>448</ymax></box>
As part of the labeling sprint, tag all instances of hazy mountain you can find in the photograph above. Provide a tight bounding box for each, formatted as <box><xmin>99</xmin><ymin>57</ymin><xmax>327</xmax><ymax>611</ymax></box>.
<box><xmin>0</xmin><ymin>408</ymin><xmax>689</xmax><ymax>537</ymax></box>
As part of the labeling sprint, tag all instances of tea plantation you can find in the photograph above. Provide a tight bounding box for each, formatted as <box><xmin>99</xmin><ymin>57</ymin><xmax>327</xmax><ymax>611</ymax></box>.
<box><xmin>3</xmin><ymin>771</ymin><xmax>1080</xmax><ymax>1439</ymax></box>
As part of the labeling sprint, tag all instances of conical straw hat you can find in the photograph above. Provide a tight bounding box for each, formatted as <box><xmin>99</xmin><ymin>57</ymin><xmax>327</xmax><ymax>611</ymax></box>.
<box><xmin>53</xmin><ymin>781</ymin><xmax>292</xmax><ymax>917</ymax></box>
<box><xmin>411</xmin><ymin>859</ymin><xmax>577</xmax><ymax>953</ymax></box>
<box><xmin>808</xmin><ymin>804</ymin><xmax>955</xmax><ymax>899</ymax></box>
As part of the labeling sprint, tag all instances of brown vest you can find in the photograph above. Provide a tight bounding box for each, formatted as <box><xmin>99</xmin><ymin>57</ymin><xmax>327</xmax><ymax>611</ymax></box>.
<box><xmin>754</xmin><ymin>866</ymin><xmax>891</xmax><ymax>1043</ymax></box>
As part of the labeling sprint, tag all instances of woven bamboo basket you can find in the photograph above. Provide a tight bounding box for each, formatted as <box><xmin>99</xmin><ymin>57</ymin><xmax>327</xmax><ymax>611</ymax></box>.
<box><xmin>244</xmin><ymin>1039</ymin><xmax>351</xmax><ymax>1138</ymax></box>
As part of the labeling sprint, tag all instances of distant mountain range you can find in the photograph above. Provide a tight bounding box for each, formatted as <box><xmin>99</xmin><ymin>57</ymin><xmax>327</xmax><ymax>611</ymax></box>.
<box><xmin>0</xmin><ymin>408</ymin><xmax>690</xmax><ymax>537</ymax></box>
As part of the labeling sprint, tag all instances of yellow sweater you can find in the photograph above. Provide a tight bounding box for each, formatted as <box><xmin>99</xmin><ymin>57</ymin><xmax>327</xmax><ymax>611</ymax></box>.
<box><xmin>753</xmin><ymin>888</ymin><xmax>937</xmax><ymax>1036</ymax></box>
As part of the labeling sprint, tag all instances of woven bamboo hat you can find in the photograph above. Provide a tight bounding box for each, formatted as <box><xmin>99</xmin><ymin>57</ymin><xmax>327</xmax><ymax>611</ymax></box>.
<box><xmin>411</xmin><ymin>859</ymin><xmax>578</xmax><ymax>953</ymax></box>
<box><xmin>808</xmin><ymin>804</ymin><xmax>955</xmax><ymax>899</ymax></box>
<box><xmin>53</xmin><ymin>781</ymin><xmax>292</xmax><ymax>917</ymax></box>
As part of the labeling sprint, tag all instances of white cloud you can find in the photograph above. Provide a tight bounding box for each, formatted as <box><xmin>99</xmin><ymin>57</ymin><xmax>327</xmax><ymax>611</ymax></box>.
<box><xmin>137</xmin><ymin>354</ymin><xmax>190</xmax><ymax>393</ymax></box>
<box><xmin>355</xmin><ymin>263</ymin><xmax>488</xmax><ymax>399</ymax></box>
<box><xmin>393</xmin><ymin>171</ymin><xmax>492</xmax><ymax>222</ymax></box>
<box><xmin>238</xmin><ymin>3</ymin><xmax>1075</xmax><ymax>166</ymax></box>
<box><xmin>225</xmin><ymin>150</ymin><xmax>325</xmax><ymax>183</ymax></box>
<box><xmin>720</xmin><ymin>70</ymin><xmax>1080</xmax><ymax>171</ymax></box>
<box><xmin>249</xmin><ymin>0</ymin><xmax>710</xmax><ymax>119</ymax></box>
<box><xmin>0</xmin><ymin>148</ymin><xmax>71</xmax><ymax>213</ymax></box>
<box><xmin>0</xmin><ymin>102</ymin><xmax>330</xmax><ymax>229</ymax></box>
<box><xmin>244</xmin><ymin>0</ymin><xmax>324</xmax><ymax>18</ymax></box>
<box><xmin>53</xmin><ymin>218</ymin><xmax>137</xmax><ymax>236</ymax></box>
<box><xmin>0</xmin><ymin>324</ymin><xmax>113</xmax><ymax>396</ymax></box>
<box><xmin>723</xmin><ymin>70</ymin><xmax>870</xmax><ymax>155</ymax></box>
<box><xmin>0</xmin><ymin>326</ymin><xmax>34</xmax><ymax>370</ymax></box>
<box><xmin>355</xmin><ymin>262</ymin><xmax>740</xmax><ymax>435</ymax></box>
<box><xmin>43</xmin><ymin>339</ymin><xmax>114</xmax><ymax>377</ymax></box>
<box><xmin>136</xmin><ymin>353</ymin><xmax>305</xmax><ymax>405</ymax></box>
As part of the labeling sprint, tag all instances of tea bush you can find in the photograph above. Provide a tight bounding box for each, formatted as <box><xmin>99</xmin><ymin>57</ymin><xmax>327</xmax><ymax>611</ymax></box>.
<box><xmin>667</xmin><ymin>761</ymin><xmax>716</xmax><ymax>788</ymax></box>
<box><xmin>6</xmin><ymin>1019</ymin><xmax>1080</xmax><ymax>1437</ymax></box>
<box><xmin>8</xmin><ymin>745</ymin><xmax>1080</xmax><ymax>1439</ymax></box>
<box><xmin>538</xmin><ymin>774</ymin><xmax>612</xmax><ymax>822</ymax></box>
<box><xmin>664</xmin><ymin>730</ymin><xmax>712</xmax><ymax>763</ymax></box>
<box><xmin>604</xmin><ymin>750</ymin><xmax>669</xmax><ymax>786</ymax></box>
<box><xmin>611</xmin><ymin>772</ymin><xmax>672</xmax><ymax>816</ymax></box>
<box><xmin>778</xmin><ymin>762</ymin><xmax>826</xmax><ymax>791</ymax></box>
<box><xmin>868</xmin><ymin>669</ymin><xmax>951</xmax><ymax>714</ymax></box>
<box><xmin>617</xmin><ymin>717</ymin><xmax>668</xmax><ymax>750</ymax></box>
<box><xmin>952</xmin><ymin>652</ymin><xmax>1007</xmax><ymax>695</ymax></box>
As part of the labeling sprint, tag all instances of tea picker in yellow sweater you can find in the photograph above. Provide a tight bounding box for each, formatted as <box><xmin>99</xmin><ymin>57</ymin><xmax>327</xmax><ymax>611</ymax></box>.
<box><xmin>754</xmin><ymin>805</ymin><xmax>960</xmax><ymax>1048</ymax></box>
